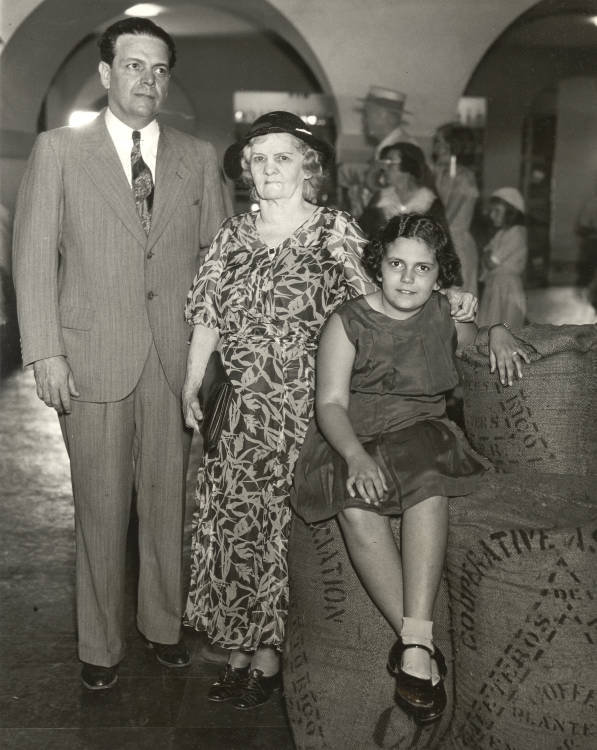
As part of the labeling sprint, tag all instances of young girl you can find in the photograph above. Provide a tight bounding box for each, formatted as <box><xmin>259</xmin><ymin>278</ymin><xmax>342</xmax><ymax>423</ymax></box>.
<box><xmin>477</xmin><ymin>187</ymin><xmax>528</xmax><ymax>329</ymax></box>
<box><xmin>292</xmin><ymin>213</ymin><xmax>529</xmax><ymax>724</ymax></box>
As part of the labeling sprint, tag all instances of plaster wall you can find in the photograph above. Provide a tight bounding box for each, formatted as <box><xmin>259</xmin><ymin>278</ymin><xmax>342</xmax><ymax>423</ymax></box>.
<box><xmin>0</xmin><ymin>0</ymin><xmax>539</xmax><ymax>211</ymax></box>
<box><xmin>1</xmin><ymin>0</ymin><xmax>538</xmax><ymax>138</ymax></box>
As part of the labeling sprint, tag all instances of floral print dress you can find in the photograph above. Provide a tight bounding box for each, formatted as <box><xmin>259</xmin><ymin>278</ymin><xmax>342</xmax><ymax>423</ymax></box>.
<box><xmin>183</xmin><ymin>206</ymin><xmax>376</xmax><ymax>651</ymax></box>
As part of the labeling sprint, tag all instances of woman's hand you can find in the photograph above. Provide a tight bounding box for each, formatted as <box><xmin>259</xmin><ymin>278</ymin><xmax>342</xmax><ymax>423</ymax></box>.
<box><xmin>443</xmin><ymin>288</ymin><xmax>479</xmax><ymax>322</ymax></box>
<box><xmin>345</xmin><ymin>451</ymin><xmax>388</xmax><ymax>505</ymax></box>
<box><xmin>488</xmin><ymin>324</ymin><xmax>532</xmax><ymax>386</ymax></box>
<box><xmin>182</xmin><ymin>384</ymin><xmax>203</xmax><ymax>431</ymax></box>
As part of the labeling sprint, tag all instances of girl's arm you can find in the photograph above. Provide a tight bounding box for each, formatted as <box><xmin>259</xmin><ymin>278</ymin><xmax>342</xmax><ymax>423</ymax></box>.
<box><xmin>461</xmin><ymin>319</ymin><xmax>532</xmax><ymax>386</ymax></box>
<box><xmin>487</xmin><ymin>226</ymin><xmax>528</xmax><ymax>273</ymax></box>
<box><xmin>316</xmin><ymin>313</ymin><xmax>388</xmax><ymax>504</ymax></box>
<box><xmin>487</xmin><ymin>323</ymin><xmax>531</xmax><ymax>385</ymax></box>
<box><xmin>182</xmin><ymin>324</ymin><xmax>220</xmax><ymax>431</ymax></box>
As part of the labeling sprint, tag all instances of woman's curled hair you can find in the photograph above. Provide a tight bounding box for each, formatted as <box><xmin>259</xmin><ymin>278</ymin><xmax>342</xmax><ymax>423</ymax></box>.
<box><xmin>361</xmin><ymin>213</ymin><xmax>462</xmax><ymax>289</ymax></box>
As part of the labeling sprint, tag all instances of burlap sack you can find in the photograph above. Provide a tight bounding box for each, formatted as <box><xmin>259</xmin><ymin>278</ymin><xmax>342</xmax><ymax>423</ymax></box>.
<box><xmin>284</xmin><ymin>515</ymin><xmax>454</xmax><ymax>750</ymax></box>
<box><xmin>446</xmin><ymin>472</ymin><xmax>597</xmax><ymax>750</ymax></box>
<box><xmin>457</xmin><ymin>324</ymin><xmax>597</xmax><ymax>474</ymax></box>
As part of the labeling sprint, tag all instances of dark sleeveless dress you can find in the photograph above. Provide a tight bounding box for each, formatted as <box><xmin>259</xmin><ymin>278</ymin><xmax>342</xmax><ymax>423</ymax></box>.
<box><xmin>291</xmin><ymin>293</ymin><xmax>486</xmax><ymax>522</ymax></box>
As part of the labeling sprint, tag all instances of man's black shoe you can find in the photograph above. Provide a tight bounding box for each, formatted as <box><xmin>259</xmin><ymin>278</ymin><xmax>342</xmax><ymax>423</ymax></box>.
<box><xmin>81</xmin><ymin>662</ymin><xmax>118</xmax><ymax>691</ymax></box>
<box><xmin>145</xmin><ymin>639</ymin><xmax>191</xmax><ymax>668</ymax></box>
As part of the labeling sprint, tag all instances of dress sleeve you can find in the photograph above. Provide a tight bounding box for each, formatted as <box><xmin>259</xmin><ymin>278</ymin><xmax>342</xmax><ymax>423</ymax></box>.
<box><xmin>490</xmin><ymin>226</ymin><xmax>528</xmax><ymax>274</ymax></box>
<box><xmin>184</xmin><ymin>219</ymin><xmax>229</xmax><ymax>327</ymax></box>
<box><xmin>329</xmin><ymin>211</ymin><xmax>378</xmax><ymax>298</ymax></box>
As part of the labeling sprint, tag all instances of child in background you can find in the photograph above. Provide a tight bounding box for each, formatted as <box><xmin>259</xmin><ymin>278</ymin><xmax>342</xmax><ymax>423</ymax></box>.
<box><xmin>292</xmin><ymin>214</ymin><xmax>530</xmax><ymax>724</ymax></box>
<box><xmin>477</xmin><ymin>187</ymin><xmax>528</xmax><ymax>328</ymax></box>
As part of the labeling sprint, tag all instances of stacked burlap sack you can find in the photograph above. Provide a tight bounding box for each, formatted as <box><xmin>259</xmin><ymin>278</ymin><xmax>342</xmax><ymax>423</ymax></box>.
<box><xmin>447</xmin><ymin>323</ymin><xmax>597</xmax><ymax>750</ymax></box>
<box><xmin>284</xmin><ymin>323</ymin><xmax>597</xmax><ymax>750</ymax></box>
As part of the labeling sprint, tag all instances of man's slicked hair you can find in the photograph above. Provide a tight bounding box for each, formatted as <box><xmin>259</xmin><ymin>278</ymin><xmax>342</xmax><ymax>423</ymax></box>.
<box><xmin>98</xmin><ymin>17</ymin><xmax>176</xmax><ymax>68</ymax></box>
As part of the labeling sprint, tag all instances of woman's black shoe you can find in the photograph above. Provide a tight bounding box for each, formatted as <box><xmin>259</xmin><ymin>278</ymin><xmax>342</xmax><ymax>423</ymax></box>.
<box><xmin>207</xmin><ymin>664</ymin><xmax>249</xmax><ymax>702</ymax></box>
<box><xmin>231</xmin><ymin>668</ymin><xmax>283</xmax><ymax>710</ymax></box>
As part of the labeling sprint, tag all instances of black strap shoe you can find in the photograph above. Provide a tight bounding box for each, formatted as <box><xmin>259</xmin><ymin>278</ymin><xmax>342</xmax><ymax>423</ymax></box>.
<box><xmin>208</xmin><ymin>664</ymin><xmax>250</xmax><ymax>702</ymax></box>
<box><xmin>388</xmin><ymin>638</ymin><xmax>447</xmax><ymax>679</ymax></box>
<box><xmin>388</xmin><ymin>637</ymin><xmax>448</xmax><ymax>711</ymax></box>
<box><xmin>231</xmin><ymin>668</ymin><xmax>283</xmax><ymax>710</ymax></box>
<box><xmin>145</xmin><ymin>639</ymin><xmax>191</xmax><ymax>668</ymax></box>
<box><xmin>412</xmin><ymin>679</ymin><xmax>448</xmax><ymax>725</ymax></box>
<box><xmin>81</xmin><ymin>662</ymin><xmax>118</xmax><ymax>691</ymax></box>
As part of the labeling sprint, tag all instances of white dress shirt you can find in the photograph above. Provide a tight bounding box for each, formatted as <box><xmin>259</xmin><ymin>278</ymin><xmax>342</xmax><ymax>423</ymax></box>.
<box><xmin>104</xmin><ymin>108</ymin><xmax>160</xmax><ymax>186</ymax></box>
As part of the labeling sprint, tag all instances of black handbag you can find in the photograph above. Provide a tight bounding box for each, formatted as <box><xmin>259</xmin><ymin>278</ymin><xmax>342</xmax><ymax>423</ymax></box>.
<box><xmin>198</xmin><ymin>351</ymin><xmax>233</xmax><ymax>452</ymax></box>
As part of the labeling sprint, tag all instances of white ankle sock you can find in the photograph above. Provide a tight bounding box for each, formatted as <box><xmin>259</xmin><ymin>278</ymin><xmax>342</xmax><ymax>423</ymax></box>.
<box><xmin>400</xmin><ymin>617</ymin><xmax>434</xmax><ymax>650</ymax></box>
<box><xmin>400</xmin><ymin>617</ymin><xmax>434</xmax><ymax>680</ymax></box>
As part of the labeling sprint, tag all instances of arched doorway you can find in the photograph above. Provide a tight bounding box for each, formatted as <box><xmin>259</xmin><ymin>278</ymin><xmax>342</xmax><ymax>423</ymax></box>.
<box><xmin>0</xmin><ymin>0</ymin><xmax>336</xmax><ymax>210</ymax></box>
<box><xmin>464</xmin><ymin>0</ymin><xmax>597</xmax><ymax>285</ymax></box>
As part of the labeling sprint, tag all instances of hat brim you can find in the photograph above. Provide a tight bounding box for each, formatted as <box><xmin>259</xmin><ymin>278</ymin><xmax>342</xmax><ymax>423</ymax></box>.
<box><xmin>356</xmin><ymin>97</ymin><xmax>413</xmax><ymax>115</ymax></box>
<box><xmin>223</xmin><ymin>142</ymin><xmax>244</xmax><ymax>180</ymax></box>
<box><xmin>222</xmin><ymin>127</ymin><xmax>335</xmax><ymax>180</ymax></box>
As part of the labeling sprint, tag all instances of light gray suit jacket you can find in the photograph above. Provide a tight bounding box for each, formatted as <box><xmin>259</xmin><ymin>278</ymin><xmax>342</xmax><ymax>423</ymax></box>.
<box><xmin>13</xmin><ymin>112</ymin><xmax>226</xmax><ymax>401</ymax></box>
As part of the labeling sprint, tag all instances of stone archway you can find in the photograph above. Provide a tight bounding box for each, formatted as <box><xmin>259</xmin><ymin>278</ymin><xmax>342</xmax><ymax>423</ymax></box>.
<box><xmin>0</xmin><ymin>0</ymin><xmax>336</xmax><ymax>208</ymax></box>
<box><xmin>0</xmin><ymin>0</ymin><xmax>334</xmax><ymax>138</ymax></box>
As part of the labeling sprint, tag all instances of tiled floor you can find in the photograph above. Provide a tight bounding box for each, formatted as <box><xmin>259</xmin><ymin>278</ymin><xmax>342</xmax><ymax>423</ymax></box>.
<box><xmin>0</xmin><ymin>286</ymin><xmax>595</xmax><ymax>750</ymax></box>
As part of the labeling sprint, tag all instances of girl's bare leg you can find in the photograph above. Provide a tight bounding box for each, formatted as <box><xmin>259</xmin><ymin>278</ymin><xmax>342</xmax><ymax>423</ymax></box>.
<box><xmin>401</xmin><ymin>495</ymin><xmax>448</xmax><ymax>678</ymax></box>
<box><xmin>337</xmin><ymin>507</ymin><xmax>404</xmax><ymax>634</ymax></box>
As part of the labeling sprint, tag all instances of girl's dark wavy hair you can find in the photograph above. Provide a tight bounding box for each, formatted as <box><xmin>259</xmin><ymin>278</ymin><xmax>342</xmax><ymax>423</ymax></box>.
<box><xmin>361</xmin><ymin>213</ymin><xmax>461</xmax><ymax>289</ymax></box>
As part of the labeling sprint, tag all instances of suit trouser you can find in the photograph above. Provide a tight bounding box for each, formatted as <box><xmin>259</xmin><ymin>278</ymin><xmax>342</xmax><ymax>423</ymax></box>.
<box><xmin>59</xmin><ymin>344</ymin><xmax>191</xmax><ymax>666</ymax></box>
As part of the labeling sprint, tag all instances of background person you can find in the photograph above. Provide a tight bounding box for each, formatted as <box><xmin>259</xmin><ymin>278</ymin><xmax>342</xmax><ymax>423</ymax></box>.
<box><xmin>432</xmin><ymin>122</ymin><xmax>480</xmax><ymax>295</ymax></box>
<box><xmin>574</xmin><ymin>171</ymin><xmax>597</xmax><ymax>306</ymax></box>
<box><xmin>12</xmin><ymin>17</ymin><xmax>226</xmax><ymax>690</ymax></box>
<box><xmin>477</xmin><ymin>187</ymin><xmax>528</xmax><ymax>328</ymax></box>
<box><xmin>338</xmin><ymin>86</ymin><xmax>414</xmax><ymax>218</ymax></box>
<box><xmin>359</xmin><ymin>143</ymin><xmax>453</xmax><ymax>253</ymax></box>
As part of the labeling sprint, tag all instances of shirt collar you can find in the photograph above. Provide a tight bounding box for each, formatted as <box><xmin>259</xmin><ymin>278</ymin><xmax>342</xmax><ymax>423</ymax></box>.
<box><xmin>104</xmin><ymin>108</ymin><xmax>160</xmax><ymax>148</ymax></box>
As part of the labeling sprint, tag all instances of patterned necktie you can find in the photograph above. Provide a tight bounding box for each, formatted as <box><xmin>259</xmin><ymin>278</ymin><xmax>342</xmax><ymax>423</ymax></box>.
<box><xmin>131</xmin><ymin>130</ymin><xmax>154</xmax><ymax>234</ymax></box>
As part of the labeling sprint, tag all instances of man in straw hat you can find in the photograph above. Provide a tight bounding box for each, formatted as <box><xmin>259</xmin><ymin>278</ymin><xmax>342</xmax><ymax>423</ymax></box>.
<box><xmin>361</xmin><ymin>86</ymin><xmax>414</xmax><ymax>158</ymax></box>
<box><xmin>339</xmin><ymin>86</ymin><xmax>415</xmax><ymax>217</ymax></box>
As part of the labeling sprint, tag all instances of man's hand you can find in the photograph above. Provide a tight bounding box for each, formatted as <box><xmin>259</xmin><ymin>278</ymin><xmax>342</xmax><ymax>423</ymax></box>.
<box><xmin>443</xmin><ymin>288</ymin><xmax>479</xmax><ymax>322</ymax></box>
<box><xmin>33</xmin><ymin>356</ymin><xmax>79</xmax><ymax>414</ymax></box>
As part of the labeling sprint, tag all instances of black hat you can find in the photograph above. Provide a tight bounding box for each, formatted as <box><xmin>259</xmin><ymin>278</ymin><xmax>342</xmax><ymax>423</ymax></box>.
<box><xmin>222</xmin><ymin>110</ymin><xmax>334</xmax><ymax>180</ymax></box>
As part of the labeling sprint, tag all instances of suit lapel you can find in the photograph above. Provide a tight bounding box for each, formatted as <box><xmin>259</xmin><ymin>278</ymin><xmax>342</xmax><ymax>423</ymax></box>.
<box><xmin>80</xmin><ymin>114</ymin><xmax>148</xmax><ymax>247</ymax></box>
<box><xmin>147</xmin><ymin>127</ymin><xmax>190</xmax><ymax>250</ymax></box>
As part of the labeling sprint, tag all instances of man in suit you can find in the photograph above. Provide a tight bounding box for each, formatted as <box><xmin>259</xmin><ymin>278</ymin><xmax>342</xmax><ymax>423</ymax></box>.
<box><xmin>13</xmin><ymin>17</ymin><xmax>226</xmax><ymax>690</ymax></box>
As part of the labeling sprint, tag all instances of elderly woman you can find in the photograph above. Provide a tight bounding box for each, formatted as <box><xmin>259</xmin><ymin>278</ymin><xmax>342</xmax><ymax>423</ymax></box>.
<box><xmin>181</xmin><ymin>111</ymin><xmax>477</xmax><ymax>710</ymax></box>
